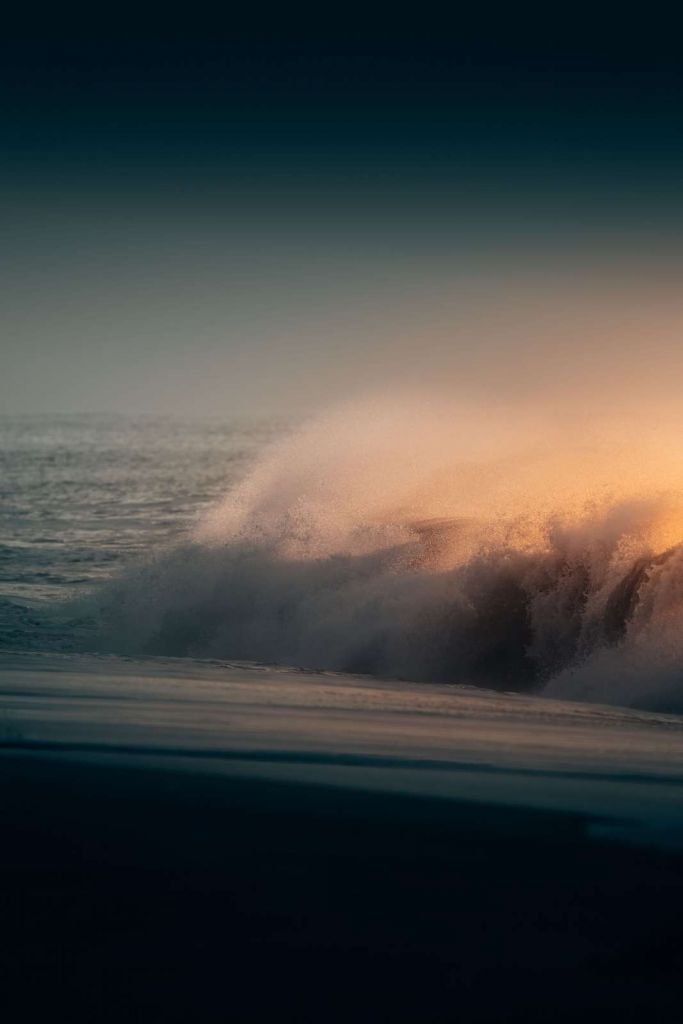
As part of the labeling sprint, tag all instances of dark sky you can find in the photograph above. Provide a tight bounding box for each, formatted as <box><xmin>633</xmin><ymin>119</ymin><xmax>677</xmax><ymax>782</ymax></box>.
<box><xmin>4</xmin><ymin>15</ymin><xmax>683</xmax><ymax>179</ymax></box>
<box><xmin>3</xmin><ymin>12</ymin><xmax>683</xmax><ymax>414</ymax></box>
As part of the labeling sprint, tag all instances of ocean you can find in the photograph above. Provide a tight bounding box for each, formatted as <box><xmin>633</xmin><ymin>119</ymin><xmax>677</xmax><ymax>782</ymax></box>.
<box><xmin>0</xmin><ymin>413</ymin><xmax>283</xmax><ymax>650</ymax></box>
<box><xmin>3</xmin><ymin>410</ymin><xmax>683</xmax><ymax>1020</ymax></box>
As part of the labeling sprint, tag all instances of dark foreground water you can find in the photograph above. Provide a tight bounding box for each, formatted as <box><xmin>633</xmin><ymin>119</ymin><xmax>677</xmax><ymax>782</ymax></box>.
<box><xmin>2</xmin><ymin>651</ymin><xmax>683</xmax><ymax>1022</ymax></box>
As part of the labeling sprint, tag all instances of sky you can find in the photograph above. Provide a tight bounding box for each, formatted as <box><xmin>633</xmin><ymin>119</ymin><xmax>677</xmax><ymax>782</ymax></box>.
<box><xmin>3</xmin><ymin>12</ymin><xmax>683</xmax><ymax>416</ymax></box>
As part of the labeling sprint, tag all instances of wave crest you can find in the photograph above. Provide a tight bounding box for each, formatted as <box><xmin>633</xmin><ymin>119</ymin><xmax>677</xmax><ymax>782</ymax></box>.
<box><xmin>89</xmin><ymin>398</ymin><xmax>683</xmax><ymax>711</ymax></box>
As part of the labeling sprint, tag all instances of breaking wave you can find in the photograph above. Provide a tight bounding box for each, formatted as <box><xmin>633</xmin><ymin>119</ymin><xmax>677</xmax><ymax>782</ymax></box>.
<box><xmin>87</xmin><ymin>397</ymin><xmax>683</xmax><ymax>712</ymax></box>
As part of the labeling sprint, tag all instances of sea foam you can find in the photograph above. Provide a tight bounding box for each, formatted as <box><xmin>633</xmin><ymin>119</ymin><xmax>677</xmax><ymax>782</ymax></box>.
<box><xmin>89</xmin><ymin>396</ymin><xmax>683</xmax><ymax>711</ymax></box>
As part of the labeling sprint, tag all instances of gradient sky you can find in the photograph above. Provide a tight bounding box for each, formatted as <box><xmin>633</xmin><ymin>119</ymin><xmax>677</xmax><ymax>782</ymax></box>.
<box><xmin>3</xmin><ymin>13</ymin><xmax>683</xmax><ymax>416</ymax></box>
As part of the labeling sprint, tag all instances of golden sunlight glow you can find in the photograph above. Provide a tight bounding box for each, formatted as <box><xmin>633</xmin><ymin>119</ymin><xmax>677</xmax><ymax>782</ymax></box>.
<box><xmin>196</xmin><ymin>394</ymin><xmax>683</xmax><ymax>571</ymax></box>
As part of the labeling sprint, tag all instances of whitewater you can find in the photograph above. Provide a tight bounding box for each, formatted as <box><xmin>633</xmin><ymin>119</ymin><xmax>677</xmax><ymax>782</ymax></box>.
<box><xmin>3</xmin><ymin>399</ymin><xmax>683</xmax><ymax>711</ymax></box>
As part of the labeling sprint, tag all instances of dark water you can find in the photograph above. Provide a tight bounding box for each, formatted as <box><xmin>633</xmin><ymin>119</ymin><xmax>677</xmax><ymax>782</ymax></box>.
<box><xmin>3</xmin><ymin>416</ymin><xmax>683</xmax><ymax>1022</ymax></box>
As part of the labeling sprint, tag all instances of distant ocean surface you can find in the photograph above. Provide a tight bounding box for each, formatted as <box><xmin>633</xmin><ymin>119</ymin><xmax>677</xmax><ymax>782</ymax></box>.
<box><xmin>0</xmin><ymin>414</ymin><xmax>283</xmax><ymax>650</ymax></box>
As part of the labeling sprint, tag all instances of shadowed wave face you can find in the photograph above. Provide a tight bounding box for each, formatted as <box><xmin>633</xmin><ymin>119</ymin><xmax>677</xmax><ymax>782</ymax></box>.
<box><xmin>88</xmin><ymin>398</ymin><xmax>683</xmax><ymax>712</ymax></box>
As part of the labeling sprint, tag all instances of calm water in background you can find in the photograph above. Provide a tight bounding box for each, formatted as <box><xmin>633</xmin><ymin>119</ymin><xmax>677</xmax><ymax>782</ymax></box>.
<box><xmin>0</xmin><ymin>414</ymin><xmax>282</xmax><ymax>649</ymax></box>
